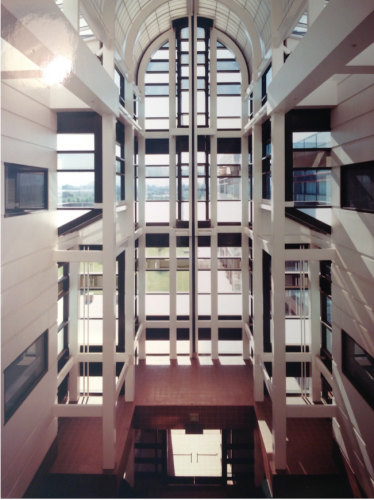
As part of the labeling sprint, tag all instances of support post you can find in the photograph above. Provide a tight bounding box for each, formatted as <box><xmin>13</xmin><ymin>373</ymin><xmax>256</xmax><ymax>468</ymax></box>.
<box><xmin>270</xmin><ymin>112</ymin><xmax>287</xmax><ymax>470</ymax></box>
<box><xmin>102</xmin><ymin>113</ymin><xmax>117</xmax><ymax>470</ymax></box>
<box><xmin>309</xmin><ymin>258</ymin><xmax>322</xmax><ymax>402</ymax></box>
<box><xmin>68</xmin><ymin>261</ymin><xmax>80</xmax><ymax>402</ymax></box>
<box><xmin>62</xmin><ymin>0</ymin><xmax>79</xmax><ymax>31</ymax></box>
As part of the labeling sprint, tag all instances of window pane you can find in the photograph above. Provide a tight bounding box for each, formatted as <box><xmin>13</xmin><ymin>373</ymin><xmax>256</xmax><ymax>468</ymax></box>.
<box><xmin>217</xmin><ymin>201</ymin><xmax>242</xmax><ymax>222</ymax></box>
<box><xmin>57</xmin><ymin>134</ymin><xmax>94</xmax><ymax>151</ymax></box>
<box><xmin>58</xmin><ymin>172</ymin><xmax>95</xmax><ymax>208</ymax></box>
<box><xmin>145</xmin><ymin>97</ymin><xmax>169</xmax><ymax>117</ymax></box>
<box><xmin>217</xmin><ymin>295</ymin><xmax>242</xmax><ymax>316</ymax></box>
<box><xmin>217</xmin><ymin>96</ymin><xmax>241</xmax><ymax>117</ymax></box>
<box><xmin>146</xmin><ymin>271</ymin><xmax>170</xmax><ymax>292</ymax></box>
<box><xmin>146</xmin><ymin>179</ymin><xmax>169</xmax><ymax>200</ymax></box>
<box><xmin>58</xmin><ymin>297</ymin><xmax>64</xmax><ymax>327</ymax></box>
<box><xmin>58</xmin><ymin>153</ymin><xmax>95</xmax><ymax>170</ymax></box>
<box><xmin>217</xmin><ymin>178</ymin><xmax>241</xmax><ymax>200</ymax></box>
<box><xmin>177</xmin><ymin>271</ymin><xmax>189</xmax><ymax>292</ymax></box>
<box><xmin>198</xmin><ymin>270</ymin><xmax>211</xmax><ymax>293</ymax></box>
<box><xmin>146</xmin><ymin>294</ymin><xmax>170</xmax><ymax>315</ymax></box>
<box><xmin>218</xmin><ymin>270</ymin><xmax>242</xmax><ymax>293</ymax></box>
<box><xmin>145</xmin><ymin>155</ymin><xmax>169</xmax><ymax>166</ymax></box>
<box><xmin>4</xmin><ymin>332</ymin><xmax>48</xmax><ymax>422</ymax></box>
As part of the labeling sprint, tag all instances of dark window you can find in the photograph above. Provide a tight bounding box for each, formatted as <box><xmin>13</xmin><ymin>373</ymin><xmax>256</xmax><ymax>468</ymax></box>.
<box><xmin>261</xmin><ymin>64</ymin><xmax>272</xmax><ymax>105</ymax></box>
<box><xmin>341</xmin><ymin>161</ymin><xmax>374</xmax><ymax>213</ymax></box>
<box><xmin>58</xmin><ymin>263</ymin><xmax>70</xmax><ymax>373</ymax></box>
<box><xmin>4</xmin><ymin>331</ymin><xmax>48</xmax><ymax>423</ymax></box>
<box><xmin>114</xmin><ymin>66</ymin><xmax>125</xmax><ymax>106</ymax></box>
<box><xmin>342</xmin><ymin>331</ymin><xmax>374</xmax><ymax>410</ymax></box>
<box><xmin>4</xmin><ymin>163</ymin><xmax>48</xmax><ymax>217</ymax></box>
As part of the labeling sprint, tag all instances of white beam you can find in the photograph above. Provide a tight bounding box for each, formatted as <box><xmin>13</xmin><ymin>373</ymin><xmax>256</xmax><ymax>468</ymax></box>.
<box><xmin>284</xmin><ymin>248</ymin><xmax>335</xmax><ymax>261</ymax></box>
<box><xmin>268</xmin><ymin>0</ymin><xmax>374</xmax><ymax>114</ymax></box>
<box><xmin>286</xmin><ymin>404</ymin><xmax>337</xmax><ymax>418</ymax></box>
<box><xmin>53</xmin><ymin>250</ymin><xmax>103</xmax><ymax>262</ymax></box>
<box><xmin>53</xmin><ymin>404</ymin><xmax>103</xmax><ymax>417</ymax></box>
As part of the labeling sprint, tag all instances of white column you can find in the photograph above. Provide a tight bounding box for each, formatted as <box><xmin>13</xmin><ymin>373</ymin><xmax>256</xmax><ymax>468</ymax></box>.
<box><xmin>124</xmin><ymin>115</ymin><xmax>135</xmax><ymax>400</ymax></box>
<box><xmin>252</xmin><ymin>118</ymin><xmax>264</xmax><ymax>401</ymax></box>
<box><xmin>68</xmin><ymin>261</ymin><xmax>80</xmax><ymax>402</ymax></box>
<box><xmin>138</xmin><ymin>233</ymin><xmax>146</xmax><ymax>360</ymax></box>
<box><xmin>242</xmin><ymin>136</ymin><xmax>250</xmax><ymax>359</ymax></box>
<box><xmin>102</xmin><ymin>114</ymin><xmax>117</xmax><ymax>470</ymax></box>
<box><xmin>137</xmin><ymin>135</ymin><xmax>146</xmax><ymax>359</ymax></box>
<box><xmin>62</xmin><ymin>0</ymin><xmax>79</xmax><ymax>31</ymax></box>
<box><xmin>271</xmin><ymin>112</ymin><xmax>287</xmax><ymax>470</ymax></box>
<box><xmin>210</xmin><ymin>29</ymin><xmax>217</xmax><ymax>129</ymax></box>
<box><xmin>170</xmin><ymin>230</ymin><xmax>177</xmax><ymax>359</ymax></box>
<box><xmin>211</xmin><ymin>230</ymin><xmax>218</xmax><ymax>359</ymax></box>
<box><xmin>169</xmin><ymin>30</ymin><xmax>176</xmax><ymax>131</ymax></box>
<box><xmin>309</xmin><ymin>258</ymin><xmax>321</xmax><ymax>402</ymax></box>
<box><xmin>308</xmin><ymin>0</ymin><xmax>325</xmax><ymax>27</ymax></box>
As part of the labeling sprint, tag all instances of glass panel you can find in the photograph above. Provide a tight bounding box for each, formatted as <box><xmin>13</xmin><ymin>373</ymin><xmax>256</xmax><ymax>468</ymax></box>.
<box><xmin>293</xmin><ymin>132</ymin><xmax>331</xmax><ymax>149</ymax></box>
<box><xmin>146</xmin><ymin>248</ymin><xmax>170</xmax><ymax>257</ymax></box>
<box><xmin>217</xmin><ymin>153</ymin><xmax>241</xmax><ymax>165</ymax></box>
<box><xmin>217</xmin><ymin>165</ymin><xmax>241</xmax><ymax>176</ymax></box>
<box><xmin>177</xmin><ymin>271</ymin><xmax>189</xmax><ymax>292</ymax></box>
<box><xmin>218</xmin><ymin>258</ymin><xmax>241</xmax><ymax>269</ymax></box>
<box><xmin>217</xmin><ymin>295</ymin><xmax>242</xmax><ymax>316</ymax></box>
<box><xmin>145</xmin><ymin>85</ymin><xmax>169</xmax><ymax>96</ymax></box>
<box><xmin>57</xmin><ymin>134</ymin><xmax>94</xmax><ymax>151</ymax></box>
<box><xmin>146</xmin><ymin>294</ymin><xmax>170</xmax><ymax>315</ymax></box>
<box><xmin>217</xmin><ymin>60</ymin><xmax>239</xmax><ymax>71</ymax></box>
<box><xmin>58</xmin><ymin>297</ymin><xmax>64</xmax><ymax>327</ymax></box>
<box><xmin>145</xmin><ymin>202</ymin><xmax>170</xmax><ymax>223</ymax></box>
<box><xmin>146</xmin><ymin>166</ymin><xmax>170</xmax><ymax>177</ymax></box>
<box><xmin>218</xmin><ymin>270</ymin><xmax>242</xmax><ymax>293</ymax></box>
<box><xmin>217</xmin><ymin>118</ymin><xmax>242</xmax><ymax>129</ymax></box>
<box><xmin>217</xmin><ymin>96</ymin><xmax>241</xmax><ymax>117</ymax></box>
<box><xmin>146</xmin><ymin>259</ymin><xmax>169</xmax><ymax>270</ymax></box>
<box><xmin>146</xmin><ymin>271</ymin><xmax>170</xmax><ymax>292</ymax></box>
<box><xmin>217</xmin><ymin>201</ymin><xmax>242</xmax><ymax>222</ymax></box>
<box><xmin>217</xmin><ymin>49</ymin><xmax>235</xmax><ymax>59</ymax></box>
<box><xmin>285</xmin><ymin>289</ymin><xmax>309</xmax><ymax>316</ymax></box>
<box><xmin>145</xmin><ymin>119</ymin><xmax>169</xmax><ymax>130</ymax></box>
<box><xmin>58</xmin><ymin>153</ymin><xmax>94</xmax><ymax>170</ymax></box>
<box><xmin>293</xmin><ymin>169</ymin><xmax>331</xmax><ymax>205</ymax></box>
<box><xmin>145</xmin><ymin>73</ymin><xmax>169</xmax><ymax>83</ymax></box>
<box><xmin>198</xmin><ymin>294</ymin><xmax>211</xmax><ymax>315</ymax></box>
<box><xmin>4</xmin><ymin>332</ymin><xmax>47</xmax><ymax>422</ymax></box>
<box><xmin>177</xmin><ymin>294</ymin><xmax>189</xmax><ymax>315</ymax></box>
<box><xmin>146</xmin><ymin>61</ymin><xmax>169</xmax><ymax>72</ymax></box>
<box><xmin>145</xmin><ymin>97</ymin><xmax>169</xmax><ymax>117</ymax></box>
<box><xmin>146</xmin><ymin>179</ymin><xmax>169</xmax><ymax>200</ymax></box>
<box><xmin>293</xmin><ymin>150</ymin><xmax>331</xmax><ymax>169</ymax></box>
<box><xmin>217</xmin><ymin>84</ymin><xmax>241</xmax><ymax>95</ymax></box>
<box><xmin>198</xmin><ymin>270</ymin><xmax>211</xmax><ymax>293</ymax></box>
<box><xmin>58</xmin><ymin>329</ymin><xmax>64</xmax><ymax>355</ymax></box>
<box><xmin>116</xmin><ymin>175</ymin><xmax>121</xmax><ymax>202</ymax></box>
<box><xmin>217</xmin><ymin>72</ymin><xmax>241</xmax><ymax>83</ymax></box>
<box><xmin>58</xmin><ymin>172</ymin><xmax>94</xmax><ymax>208</ymax></box>
<box><xmin>217</xmin><ymin>178</ymin><xmax>241</xmax><ymax>200</ymax></box>
<box><xmin>145</xmin><ymin>154</ymin><xmax>169</xmax><ymax>166</ymax></box>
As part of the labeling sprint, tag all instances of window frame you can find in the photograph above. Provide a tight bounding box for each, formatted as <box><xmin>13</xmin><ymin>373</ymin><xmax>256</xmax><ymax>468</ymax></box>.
<box><xmin>4</xmin><ymin>163</ymin><xmax>48</xmax><ymax>217</ymax></box>
<box><xmin>4</xmin><ymin>331</ymin><xmax>48</xmax><ymax>424</ymax></box>
<box><xmin>341</xmin><ymin>161</ymin><xmax>374</xmax><ymax>213</ymax></box>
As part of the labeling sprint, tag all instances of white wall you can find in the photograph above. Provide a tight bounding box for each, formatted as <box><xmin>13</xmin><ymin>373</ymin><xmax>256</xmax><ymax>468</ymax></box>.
<box><xmin>330</xmin><ymin>74</ymin><xmax>374</xmax><ymax>497</ymax></box>
<box><xmin>1</xmin><ymin>82</ymin><xmax>58</xmax><ymax>498</ymax></box>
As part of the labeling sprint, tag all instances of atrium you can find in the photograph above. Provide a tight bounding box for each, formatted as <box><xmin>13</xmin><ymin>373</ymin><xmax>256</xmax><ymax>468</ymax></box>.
<box><xmin>1</xmin><ymin>0</ymin><xmax>374</xmax><ymax>497</ymax></box>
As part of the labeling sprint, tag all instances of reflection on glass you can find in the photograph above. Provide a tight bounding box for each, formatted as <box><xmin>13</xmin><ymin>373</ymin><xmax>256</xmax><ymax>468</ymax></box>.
<box><xmin>217</xmin><ymin>178</ymin><xmax>241</xmax><ymax>200</ymax></box>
